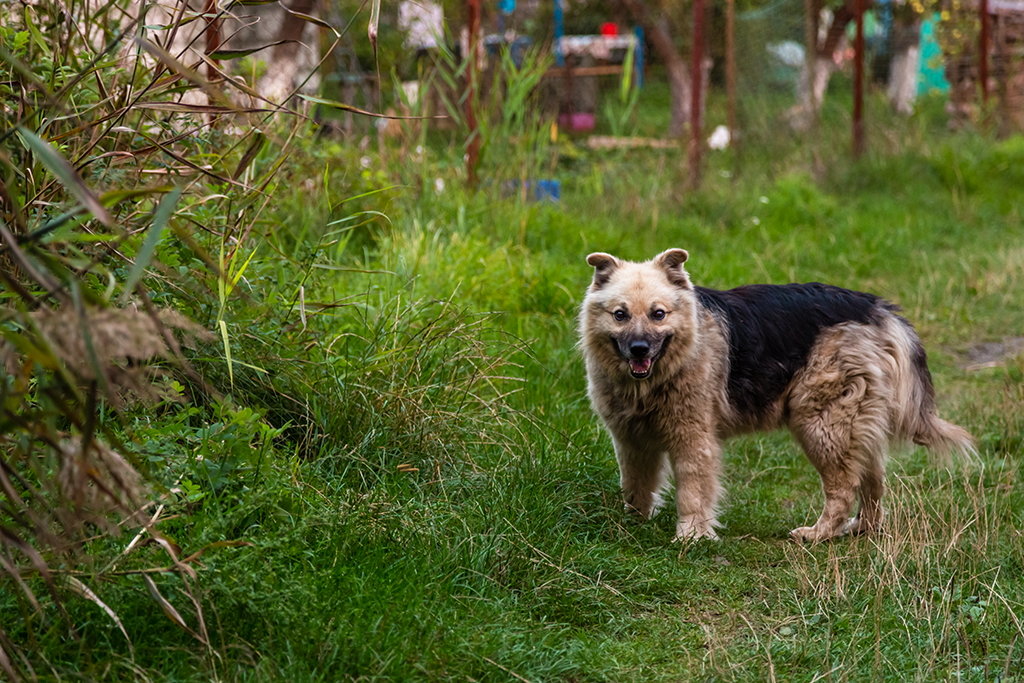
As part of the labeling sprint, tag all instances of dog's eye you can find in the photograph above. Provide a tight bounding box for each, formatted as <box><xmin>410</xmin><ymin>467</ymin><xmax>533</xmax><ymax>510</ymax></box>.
<box><xmin>612</xmin><ymin>310</ymin><xmax>628</xmax><ymax>322</ymax></box>
<box><xmin>651</xmin><ymin>309</ymin><xmax>667</xmax><ymax>321</ymax></box>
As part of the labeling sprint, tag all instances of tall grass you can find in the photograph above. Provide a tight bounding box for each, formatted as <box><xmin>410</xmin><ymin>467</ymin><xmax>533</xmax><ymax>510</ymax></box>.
<box><xmin>0</xmin><ymin>0</ymin><xmax>367</xmax><ymax>673</ymax></box>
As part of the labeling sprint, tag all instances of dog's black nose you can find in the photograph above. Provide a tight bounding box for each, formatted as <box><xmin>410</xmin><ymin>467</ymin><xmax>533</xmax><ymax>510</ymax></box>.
<box><xmin>629</xmin><ymin>340</ymin><xmax>650</xmax><ymax>358</ymax></box>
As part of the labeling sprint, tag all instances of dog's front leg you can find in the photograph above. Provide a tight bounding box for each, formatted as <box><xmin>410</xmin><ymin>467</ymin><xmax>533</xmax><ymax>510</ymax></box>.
<box><xmin>613</xmin><ymin>437</ymin><xmax>669</xmax><ymax>519</ymax></box>
<box><xmin>670</xmin><ymin>438</ymin><xmax>722</xmax><ymax>541</ymax></box>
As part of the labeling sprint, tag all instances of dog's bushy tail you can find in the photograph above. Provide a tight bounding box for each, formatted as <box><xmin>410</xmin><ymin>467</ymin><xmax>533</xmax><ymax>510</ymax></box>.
<box><xmin>889</xmin><ymin>317</ymin><xmax>978</xmax><ymax>461</ymax></box>
<box><xmin>914</xmin><ymin>415</ymin><xmax>977</xmax><ymax>459</ymax></box>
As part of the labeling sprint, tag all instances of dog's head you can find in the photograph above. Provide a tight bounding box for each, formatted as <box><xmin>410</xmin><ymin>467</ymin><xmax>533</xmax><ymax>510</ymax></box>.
<box><xmin>580</xmin><ymin>249</ymin><xmax>699</xmax><ymax>381</ymax></box>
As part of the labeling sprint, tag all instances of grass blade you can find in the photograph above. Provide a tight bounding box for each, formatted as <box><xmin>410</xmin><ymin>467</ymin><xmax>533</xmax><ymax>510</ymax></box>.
<box><xmin>66</xmin><ymin>577</ymin><xmax>132</xmax><ymax>646</ymax></box>
<box><xmin>228</xmin><ymin>247</ymin><xmax>259</xmax><ymax>291</ymax></box>
<box><xmin>298</xmin><ymin>94</ymin><xmax>444</xmax><ymax>120</ymax></box>
<box><xmin>368</xmin><ymin>0</ymin><xmax>380</xmax><ymax>50</ymax></box>
<box><xmin>17</xmin><ymin>127</ymin><xmax>114</xmax><ymax>228</ymax></box>
<box><xmin>132</xmin><ymin>102</ymin><xmax>276</xmax><ymax>114</ymax></box>
<box><xmin>232</xmin><ymin>133</ymin><xmax>266</xmax><ymax>180</ymax></box>
<box><xmin>142</xmin><ymin>574</ymin><xmax>206</xmax><ymax>644</ymax></box>
<box><xmin>0</xmin><ymin>553</ymin><xmax>39</xmax><ymax>612</ymax></box>
<box><xmin>120</xmin><ymin>187</ymin><xmax>183</xmax><ymax>302</ymax></box>
<box><xmin>219</xmin><ymin>319</ymin><xmax>234</xmax><ymax>390</ymax></box>
<box><xmin>0</xmin><ymin>630</ymin><xmax>23</xmax><ymax>683</ymax></box>
<box><xmin>281</xmin><ymin>6</ymin><xmax>340</xmax><ymax>37</ymax></box>
<box><xmin>208</xmin><ymin>41</ymin><xmax>296</xmax><ymax>60</ymax></box>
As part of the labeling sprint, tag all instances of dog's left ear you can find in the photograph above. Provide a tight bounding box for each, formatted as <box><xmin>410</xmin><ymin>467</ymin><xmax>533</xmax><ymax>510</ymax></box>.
<box><xmin>654</xmin><ymin>248</ymin><xmax>691</xmax><ymax>288</ymax></box>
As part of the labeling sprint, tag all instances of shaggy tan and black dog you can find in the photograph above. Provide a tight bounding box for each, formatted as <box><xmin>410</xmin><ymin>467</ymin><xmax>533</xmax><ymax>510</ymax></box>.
<box><xmin>579</xmin><ymin>248</ymin><xmax>974</xmax><ymax>543</ymax></box>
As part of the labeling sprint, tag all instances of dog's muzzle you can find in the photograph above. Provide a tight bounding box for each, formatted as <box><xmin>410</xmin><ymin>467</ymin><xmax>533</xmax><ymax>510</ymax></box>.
<box><xmin>627</xmin><ymin>340</ymin><xmax>653</xmax><ymax>378</ymax></box>
<box><xmin>615</xmin><ymin>336</ymin><xmax>666</xmax><ymax>379</ymax></box>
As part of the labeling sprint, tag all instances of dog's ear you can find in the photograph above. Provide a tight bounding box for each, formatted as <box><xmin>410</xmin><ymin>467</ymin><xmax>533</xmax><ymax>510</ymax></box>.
<box><xmin>586</xmin><ymin>252</ymin><xmax>620</xmax><ymax>289</ymax></box>
<box><xmin>654</xmin><ymin>248</ymin><xmax>691</xmax><ymax>288</ymax></box>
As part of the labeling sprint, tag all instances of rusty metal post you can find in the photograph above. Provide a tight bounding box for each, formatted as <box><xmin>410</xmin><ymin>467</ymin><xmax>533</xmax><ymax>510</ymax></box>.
<box><xmin>688</xmin><ymin>0</ymin><xmax>705</xmax><ymax>188</ymax></box>
<box><xmin>465</xmin><ymin>0</ymin><xmax>481</xmax><ymax>188</ymax></box>
<box><xmin>726</xmin><ymin>0</ymin><xmax>737</xmax><ymax>143</ymax></box>
<box><xmin>203</xmin><ymin>0</ymin><xmax>221</xmax><ymax>81</ymax></box>
<box><xmin>803</xmin><ymin>0</ymin><xmax>819</xmax><ymax>129</ymax></box>
<box><xmin>852</xmin><ymin>0</ymin><xmax>866</xmax><ymax>157</ymax></box>
<box><xmin>980</xmin><ymin>0</ymin><xmax>990</xmax><ymax>103</ymax></box>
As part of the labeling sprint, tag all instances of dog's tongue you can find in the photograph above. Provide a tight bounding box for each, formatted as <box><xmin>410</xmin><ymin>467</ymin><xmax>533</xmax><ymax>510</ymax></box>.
<box><xmin>630</xmin><ymin>358</ymin><xmax>653</xmax><ymax>375</ymax></box>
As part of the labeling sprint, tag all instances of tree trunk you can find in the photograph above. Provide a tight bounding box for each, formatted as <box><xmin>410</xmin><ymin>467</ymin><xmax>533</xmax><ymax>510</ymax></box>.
<box><xmin>619</xmin><ymin>0</ymin><xmax>692</xmax><ymax>138</ymax></box>
<box><xmin>665</xmin><ymin>50</ymin><xmax>692</xmax><ymax>138</ymax></box>
<box><xmin>789</xmin><ymin>0</ymin><xmax>857</xmax><ymax>130</ymax></box>
<box><xmin>887</xmin><ymin>16</ymin><xmax>922</xmax><ymax>114</ymax></box>
<box><xmin>261</xmin><ymin>0</ymin><xmax>318</xmax><ymax>102</ymax></box>
<box><xmin>792</xmin><ymin>59</ymin><xmax>835</xmax><ymax>130</ymax></box>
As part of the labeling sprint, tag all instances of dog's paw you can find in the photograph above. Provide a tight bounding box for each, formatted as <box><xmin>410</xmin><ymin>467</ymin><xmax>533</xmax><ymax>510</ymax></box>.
<box><xmin>789</xmin><ymin>526</ymin><xmax>830</xmax><ymax>543</ymax></box>
<box><xmin>790</xmin><ymin>524</ymin><xmax>847</xmax><ymax>544</ymax></box>
<box><xmin>841</xmin><ymin>515</ymin><xmax>883</xmax><ymax>537</ymax></box>
<box><xmin>624</xmin><ymin>502</ymin><xmax>658</xmax><ymax>519</ymax></box>
<box><xmin>673</xmin><ymin>518</ymin><xmax>720</xmax><ymax>542</ymax></box>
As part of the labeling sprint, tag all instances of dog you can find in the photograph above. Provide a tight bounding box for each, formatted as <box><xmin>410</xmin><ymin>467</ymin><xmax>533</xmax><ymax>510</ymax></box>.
<box><xmin>578</xmin><ymin>248</ymin><xmax>975</xmax><ymax>543</ymax></box>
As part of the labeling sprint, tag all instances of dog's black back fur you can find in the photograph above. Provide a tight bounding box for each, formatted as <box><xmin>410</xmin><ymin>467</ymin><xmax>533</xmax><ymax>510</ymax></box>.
<box><xmin>695</xmin><ymin>283</ymin><xmax>895</xmax><ymax>419</ymax></box>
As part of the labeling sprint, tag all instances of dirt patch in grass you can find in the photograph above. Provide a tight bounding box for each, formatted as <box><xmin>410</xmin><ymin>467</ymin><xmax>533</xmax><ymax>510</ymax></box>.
<box><xmin>961</xmin><ymin>336</ymin><xmax>1024</xmax><ymax>371</ymax></box>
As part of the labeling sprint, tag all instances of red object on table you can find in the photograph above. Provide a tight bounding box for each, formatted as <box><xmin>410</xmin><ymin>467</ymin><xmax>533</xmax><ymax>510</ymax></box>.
<box><xmin>599</xmin><ymin>22</ymin><xmax>618</xmax><ymax>36</ymax></box>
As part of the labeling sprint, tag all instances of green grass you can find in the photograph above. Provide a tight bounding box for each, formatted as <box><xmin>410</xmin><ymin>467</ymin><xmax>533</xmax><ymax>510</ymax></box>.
<box><xmin>5</xmin><ymin>72</ymin><xmax>1024</xmax><ymax>680</ymax></box>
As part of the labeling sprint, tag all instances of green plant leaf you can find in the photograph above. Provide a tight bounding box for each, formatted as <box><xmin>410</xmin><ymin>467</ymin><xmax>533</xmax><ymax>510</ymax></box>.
<box><xmin>228</xmin><ymin>246</ymin><xmax>259</xmax><ymax>291</ymax></box>
<box><xmin>120</xmin><ymin>186</ymin><xmax>183</xmax><ymax>301</ymax></box>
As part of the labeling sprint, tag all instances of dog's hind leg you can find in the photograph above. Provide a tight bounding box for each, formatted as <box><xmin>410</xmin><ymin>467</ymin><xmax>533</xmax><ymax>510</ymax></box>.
<box><xmin>790</xmin><ymin>403</ymin><xmax>888</xmax><ymax>540</ymax></box>
<box><xmin>792</xmin><ymin>438</ymin><xmax>886</xmax><ymax>542</ymax></box>
<box><xmin>789</xmin><ymin>459</ymin><xmax>861</xmax><ymax>543</ymax></box>
<box><xmin>787</xmin><ymin>326</ymin><xmax>897</xmax><ymax>542</ymax></box>
<box><xmin>845</xmin><ymin>458</ymin><xmax>885</xmax><ymax>535</ymax></box>
<box><xmin>788</xmin><ymin>374</ymin><xmax>890</xmax><ymax>542</ymax></box>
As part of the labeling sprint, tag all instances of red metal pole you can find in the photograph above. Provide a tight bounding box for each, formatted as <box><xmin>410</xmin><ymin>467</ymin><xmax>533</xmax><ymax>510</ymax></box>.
<box><xmin>852</xmin><ymin>0</ymin><xmax>865</xmax><ymax>157</ymax></box>
<box><xmin>804</xmin><ymin>0</ymin><xmax>819</xmax><ymax>128</ymax></box>
<box><xmin>204</xmin><ymin>0</ymin><xmax>221</xmax><ymax>81</ymax></box>
<box><xmin>688</xmin><ymin>0</ymin><xmax>705</xmax><ymax>188</ymax></box>
<box><xmin>726</xmin><ymin>0</ymin><xmax>737</xmax><ymax>143</ymax></box>
<box><xmin>979</xmin><ymin>0</ymin><xmax>990</xmax><ymax>103</ymax></box>
<box><xmin>465</xmin><ymin>0</ymin><xmax>481</xmax><ymax>188</ymax></box>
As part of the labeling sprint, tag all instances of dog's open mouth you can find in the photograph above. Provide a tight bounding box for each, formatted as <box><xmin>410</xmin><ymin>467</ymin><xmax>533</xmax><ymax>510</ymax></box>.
<box><xmin>629</xmin><ymin>357</ymin><xmax>654</xmax><ymax>378</ymax></box>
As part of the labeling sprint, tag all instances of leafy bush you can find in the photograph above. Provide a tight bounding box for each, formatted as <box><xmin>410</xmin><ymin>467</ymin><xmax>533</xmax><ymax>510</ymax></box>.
<box><xmin>0</xmin><ymin>1</ymin><xmax>541</xmax><ymax>674</ymax></box>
